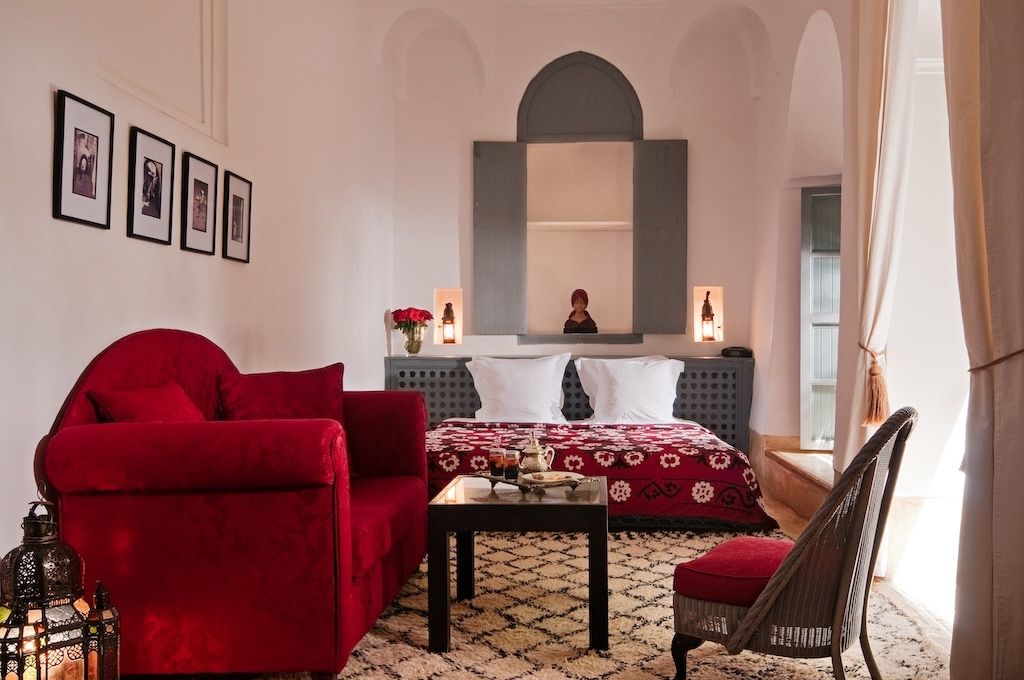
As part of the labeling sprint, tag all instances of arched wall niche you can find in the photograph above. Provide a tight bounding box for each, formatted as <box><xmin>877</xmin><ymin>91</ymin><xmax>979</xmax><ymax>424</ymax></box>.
<box><xmin>760</xmin><ymin>8</ymin><xmax>843</xmax><ymax>440</ymax></box>
<box><xmin>380</xmin><ymin>7</ymin><xmax>485</xmax><ymax>99</ymax></box>
<box><xmin>785</xmin><ymin>9</ymin><xmax>843</xmax><ymax>177</ymax></box>
<box><xmin>475</xmin><ymin>52</ymin><xmax>686</xmax><ymax>337</ymax></box>
<box><xmin>671</xmin><ymin>3</ymin><xmax>771</xmax><ymax>99</ymax></box>
<box><xmin>388</xmin><ymin>10</ymin><xmax>484</xmax><ymax>318</ymax></box>
<box><xmin>517</xmin><ymin>51</ymin><xmax>643</xmax><ymax>142</ymax></box>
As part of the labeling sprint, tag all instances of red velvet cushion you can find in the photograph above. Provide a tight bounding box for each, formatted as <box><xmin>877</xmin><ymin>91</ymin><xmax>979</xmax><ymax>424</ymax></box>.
<box><xmin>348</xmin><ymin>475</ymin><xmax>427</xmax><ymax>578</ymax></box>
<box><xmin>89</xmin><ymin>382</ymin><xmax>206</xmax><ymax>423</ymax></box>
<box><xmin>220</xmin><ymin>363</ymin><xmax>344</xmax><ymax>421</ymax></box>
<box><xmin>673</xmin><ymin>536</ymin><xmax>795</xmax><ymax>607</ymax></box>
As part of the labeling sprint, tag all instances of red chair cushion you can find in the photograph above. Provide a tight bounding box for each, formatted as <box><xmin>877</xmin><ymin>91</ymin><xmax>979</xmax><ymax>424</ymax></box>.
<box><xmin>89</xmin><ymin>381</ymin><xmax>206</xmax><ymax>423</ymax></box>
<box><xmin>349</xmin><ymin>475</ymin><xmax>427</xmax><ymax>579</ymax></box>
<box><xmin>673</xmin><ymin>535</ymin><xmax>794</xmax><ymax>607</ymax></box>
<box><xmin>219</xmin><ymin>363</ymin><xmax>344</xmax><ymax>421</ymax></box>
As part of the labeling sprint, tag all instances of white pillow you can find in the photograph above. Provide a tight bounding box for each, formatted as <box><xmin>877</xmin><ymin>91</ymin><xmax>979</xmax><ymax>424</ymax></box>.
<box><xmin>466</xmin><ymin>353</ymin><xmax>571</xmax><ymax>423</ymax></box>
<box><xmin>574</xmin><ymin>356</ymin><xmax>684</xmax><ymax>423</ymax></box>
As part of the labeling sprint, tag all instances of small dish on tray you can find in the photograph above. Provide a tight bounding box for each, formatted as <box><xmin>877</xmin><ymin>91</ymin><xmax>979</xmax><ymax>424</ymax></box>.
<box><xmin>519</xmin><ymin>471</ymin><xmax>585</xmax><ymax>486</ymax></box>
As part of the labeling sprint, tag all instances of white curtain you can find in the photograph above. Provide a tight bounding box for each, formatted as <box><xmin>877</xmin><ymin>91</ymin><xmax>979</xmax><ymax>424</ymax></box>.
<box><xmin>942</xmin><ymin>0</ymin><xmax>1024</xmax><ymax>677</ymax></box>
<box><xmin>833</xmin><ymin>0</ymin><xmax>918</xmax><ymax>473</ymax></box>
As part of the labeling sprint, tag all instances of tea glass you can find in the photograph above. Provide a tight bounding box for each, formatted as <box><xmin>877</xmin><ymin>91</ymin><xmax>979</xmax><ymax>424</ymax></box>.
<box><xmin>503</xmin><ymin>450</ymin><xmax>520</xmax><ymax>480</ymax></box>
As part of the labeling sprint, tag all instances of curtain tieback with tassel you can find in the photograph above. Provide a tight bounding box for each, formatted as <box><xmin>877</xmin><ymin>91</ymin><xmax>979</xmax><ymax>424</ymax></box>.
<box><xmin>858</xmin><ymin>342</ymin><xmax>891</xmax><ymax>426</ymax></box>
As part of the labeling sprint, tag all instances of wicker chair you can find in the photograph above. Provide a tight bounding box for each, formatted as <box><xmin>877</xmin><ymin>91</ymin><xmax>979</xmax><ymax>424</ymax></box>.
<box><xmin>671</xmin><ymin>406</ymin><xmax>918</xmax><ymax>679</ymax></box>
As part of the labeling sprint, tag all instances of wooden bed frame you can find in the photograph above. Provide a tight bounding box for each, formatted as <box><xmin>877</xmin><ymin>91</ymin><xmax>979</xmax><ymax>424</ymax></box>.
<box><xmin>384</xmin><ymin>355</ymin><xmax>754</xmax><ymax>453</ymax></box>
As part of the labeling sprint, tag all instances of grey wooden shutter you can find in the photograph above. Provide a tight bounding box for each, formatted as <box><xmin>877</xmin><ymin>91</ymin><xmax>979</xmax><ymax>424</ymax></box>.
<box><xmin>633</xmin><ymin>140</ymin><xmax>687</xmax><ymax>333</ymax></box>
<box><xmin>473</xmin><ymin>141</ymin><xmax>527</xmax><ymax>334</ymax></box>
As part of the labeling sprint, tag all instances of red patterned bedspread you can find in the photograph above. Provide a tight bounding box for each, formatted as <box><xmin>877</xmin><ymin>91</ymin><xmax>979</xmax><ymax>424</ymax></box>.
<box><xmin>426</xmin><ymin>421</ymin><xmax>776</xmax><ymax>530</ymax></box>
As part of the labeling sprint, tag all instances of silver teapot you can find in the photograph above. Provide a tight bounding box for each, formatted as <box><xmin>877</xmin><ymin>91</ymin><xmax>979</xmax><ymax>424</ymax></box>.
<box><xmin>518</xmin><ymin>433</ymin><xmax>556</xmax><ymax>474</ymax></box>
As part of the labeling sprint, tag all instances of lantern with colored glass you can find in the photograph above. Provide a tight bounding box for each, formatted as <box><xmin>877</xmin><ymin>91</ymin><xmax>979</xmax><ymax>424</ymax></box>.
<box><xmin>0</xmin><ymin>502</ymin><xmax>119</xmax><ymax>680</ymax></box>
<box><xmin>441</xmin><ymin>302</ymin><xmax>456</xmax><ymax>344</ymax></box>
<box><xmin>700</xmin><ymin>291</ymin><xmax>715</xmax><ymax>342</ymax></box>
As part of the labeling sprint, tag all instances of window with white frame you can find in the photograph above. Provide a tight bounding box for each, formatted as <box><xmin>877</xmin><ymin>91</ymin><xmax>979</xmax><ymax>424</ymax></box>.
<box><xmin>800</xmin><ymin>186</ymin><xmax>841</xmax><ymax>450</ymax></box>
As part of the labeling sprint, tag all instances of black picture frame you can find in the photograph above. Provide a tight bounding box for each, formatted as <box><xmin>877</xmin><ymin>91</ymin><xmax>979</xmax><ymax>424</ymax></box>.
<box><xmin>180</xmin><ymin>152</ymin><xmax>218</xmax><ymax>255</ymax></box>
<box><xmin>222</xmin><ymin>171</ymin><xmax>252</xmax><ymax>263</ymax></box>
<box><xmin>127</xmin><ymin>127</ymin><xmax>175</xmax><ymax>244</ymax></box>
<box><xmin>52</xmin><ymin>90</ymin><xmax>115</xmax><ymax>229</ymax></box>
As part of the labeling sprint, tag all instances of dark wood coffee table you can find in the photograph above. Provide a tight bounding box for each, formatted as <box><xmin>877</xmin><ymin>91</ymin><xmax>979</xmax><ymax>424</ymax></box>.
<box><xmin>427</xmin><ymin>474</ymin><xmax>609</xmax><ymax>652</ymax></box>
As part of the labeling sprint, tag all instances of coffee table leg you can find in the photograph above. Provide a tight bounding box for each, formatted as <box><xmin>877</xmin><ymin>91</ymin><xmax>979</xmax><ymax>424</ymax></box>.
<box><xmin>428</xmin><ymin>524</ymin><xmax>451</xmax><ymax>652</ymax></box>
<box><xmin>456</xmin><ymin>531</ymin><xmax>475</xmax><ymax>600</ymax></box>
<box><xmin>588</xmin><ymin>528</ymin><xmax>609</xmax><ymax>649</ymax></box>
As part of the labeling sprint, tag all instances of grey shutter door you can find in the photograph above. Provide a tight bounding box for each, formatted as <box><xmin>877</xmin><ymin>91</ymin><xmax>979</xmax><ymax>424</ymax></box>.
<box><xmin>633</xmin><ymin>140</ymin><xmax>687</xmax><ymax>333</ymax></box>
<box><xmin>473</xmin><ymin>141</ymin><xmax>527</xmax><ymax>334</ymax></box>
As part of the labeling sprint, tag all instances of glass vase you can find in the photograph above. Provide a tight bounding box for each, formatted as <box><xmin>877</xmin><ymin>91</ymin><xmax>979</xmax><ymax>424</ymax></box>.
<box><xmin>403</xmin><ymin>326</ymin><xmax>423</xmax><ymax>355</ymax></box>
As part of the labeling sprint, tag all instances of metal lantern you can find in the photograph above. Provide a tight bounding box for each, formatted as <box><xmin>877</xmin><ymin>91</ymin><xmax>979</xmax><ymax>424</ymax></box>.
<box><xmin>442</xmin><ymin>302</ymin><xmax>456</xmax><ymax>344</ymax></box>
<box><xmin>700</xmin><ymin>290</ymin><xmax>715</xmax><ymax>342</ymax></box>
<box><xmin>0</xmin><ymin>502</ymin><xmax>119</xmax><ymax>680</ymax></box>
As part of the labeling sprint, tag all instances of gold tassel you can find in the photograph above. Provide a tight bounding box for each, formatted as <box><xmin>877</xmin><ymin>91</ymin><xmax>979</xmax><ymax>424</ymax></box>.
<box><xmin>862</xmin><ymin>357</ymin><xmax>891</xmax><ymax>426</ymax></box>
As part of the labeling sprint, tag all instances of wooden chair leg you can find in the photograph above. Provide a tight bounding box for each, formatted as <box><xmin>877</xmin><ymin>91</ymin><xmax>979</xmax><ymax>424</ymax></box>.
<box><xmin>830</xmin><ymin>648</ymin><xmax>847</xmax><ymax>680</ymax></box>
<box><xmin>860</xmin><ymin>625</ymin><xmax>882</xmax><ymax>680</ymax></box>
<box><xmin>671</xmin><ymin>633</ymin><xmax>703</xmax><ymax>680</ymax></box>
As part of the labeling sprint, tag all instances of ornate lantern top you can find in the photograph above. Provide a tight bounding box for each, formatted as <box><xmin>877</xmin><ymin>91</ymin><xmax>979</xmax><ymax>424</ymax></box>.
<box><xmin>701</xmin><ymin>290</ymin><xmax>714</xmax><ymax>321</ymax></box>
<box><xmin>0</xmin><ymin>502</ymin><xmax>83</xmax><ymax>608</ymax></box>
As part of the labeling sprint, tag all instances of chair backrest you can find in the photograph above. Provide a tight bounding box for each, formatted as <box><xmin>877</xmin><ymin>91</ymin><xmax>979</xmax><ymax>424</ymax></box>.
<box><xmin>48</xmin><ymin>329</ymin><xmax>238</xmax><ymax>431</ymax></box>
<box><xmin>727</xmin><ymin>407</ymin><xmax>918</xmax><ymax>656</ymax></box>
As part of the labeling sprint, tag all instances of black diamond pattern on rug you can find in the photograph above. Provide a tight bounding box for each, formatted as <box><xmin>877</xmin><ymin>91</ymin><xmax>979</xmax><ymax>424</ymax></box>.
<box><xmin>321</xmin><ymin>531</ymin><xmax>949</xmax><ymax>679</ymax></box>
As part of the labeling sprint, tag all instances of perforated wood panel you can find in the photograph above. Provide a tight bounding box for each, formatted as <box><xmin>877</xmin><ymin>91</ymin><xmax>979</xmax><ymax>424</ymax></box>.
<box><xmin>385</xmin><ymin>355</ymin><xmax>754</xmax><ymax>453</ymax></box>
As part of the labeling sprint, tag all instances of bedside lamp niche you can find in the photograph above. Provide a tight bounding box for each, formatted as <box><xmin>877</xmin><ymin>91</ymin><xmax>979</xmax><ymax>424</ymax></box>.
<box><xmin>693</xmin><ymin>287</ymin><xmax>724</xmax><ymax>343</ymax></box>
<box><xmin>434</xmin><ymin>288</ymin><xmax>463</xmax><ymax>345</ymax></box>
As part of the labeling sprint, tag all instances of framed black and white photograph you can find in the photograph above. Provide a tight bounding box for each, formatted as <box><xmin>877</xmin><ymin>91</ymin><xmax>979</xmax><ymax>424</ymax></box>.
<box><xmin>127</xmin><ymin>127</ymin><xmax>175</xmax><ymax>244</ymax></box>
<box><xmin>222</xmin><ymin>171</ymin><xmax>252</xmax><ymax>263</ymax></box>
<box><xmin>53</xmin><ymin>90</ymin><xmax>115</xmax><ymax>229</ymax></box>
<box><xmin>180</xmin><ymin>152</ymin><xmax>218</xmax><ymax>255</ymax></box>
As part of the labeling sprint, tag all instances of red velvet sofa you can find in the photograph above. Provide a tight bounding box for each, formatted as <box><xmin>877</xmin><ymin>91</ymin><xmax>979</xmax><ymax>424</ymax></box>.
<box><xmin>35</xmin><ymin>329</ymin><xmax>428</xmax><ymax>676</ymax></box>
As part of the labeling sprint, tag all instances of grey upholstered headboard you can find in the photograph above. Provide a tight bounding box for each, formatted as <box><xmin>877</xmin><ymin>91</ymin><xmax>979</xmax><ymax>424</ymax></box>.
<box><xmin>383</xmin><ymin>355</ymin><xmax>754</xmax><ymax>453</ymax></box>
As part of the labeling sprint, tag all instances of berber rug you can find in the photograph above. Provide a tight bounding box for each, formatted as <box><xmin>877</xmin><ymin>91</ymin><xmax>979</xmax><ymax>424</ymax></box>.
<box><xmin>321</xmin><ymin>531</ymin><xmax>948</xmax><ymax>679</ymax></box>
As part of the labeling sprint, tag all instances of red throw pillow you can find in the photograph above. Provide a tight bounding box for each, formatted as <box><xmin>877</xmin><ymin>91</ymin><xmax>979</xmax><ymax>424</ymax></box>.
<box><xmin>218</xmin><ymin>363</ymin><xmax>344</xmax><ymax>422</ymax></box>
<box><xmin>89</xmin><ymin>381</ymin><xmax>206</xmax><ymax>423</ymax></box>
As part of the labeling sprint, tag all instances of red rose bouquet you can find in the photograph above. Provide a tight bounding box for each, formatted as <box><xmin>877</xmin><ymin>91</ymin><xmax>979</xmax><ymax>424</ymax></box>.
<box><xmin>392</xmin><ymin>307</ymin><xmax>433</xmax><ymax>354</ymax></box>
<box><xmin>391</xmin><ymin>307</ymin><xmax>433</xmax><ymax>332</ymax></box>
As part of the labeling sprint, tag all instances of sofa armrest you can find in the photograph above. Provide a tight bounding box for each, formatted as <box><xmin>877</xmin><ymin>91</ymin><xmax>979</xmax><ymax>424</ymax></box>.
<box><xmin>342</xmin><ymin>390</ymin><xmax>427</xmax><ymax>480</ymax></box>
<box><xmin>44</xmin><ymin>419</ymin><xmax>347</xmax><ymax>494</ymax></box>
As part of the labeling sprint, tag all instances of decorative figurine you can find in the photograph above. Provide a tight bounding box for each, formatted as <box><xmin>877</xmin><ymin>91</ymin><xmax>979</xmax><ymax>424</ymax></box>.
<box><xmin>563</xmin><ymin>288</ymin><xmax>598</xmax><ymax>334</ymax></box>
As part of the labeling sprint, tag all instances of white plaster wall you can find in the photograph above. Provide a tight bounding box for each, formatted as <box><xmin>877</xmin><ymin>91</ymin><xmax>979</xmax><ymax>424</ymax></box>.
<box><xmin>783</xmin><ymin>11</ymin><xmax>845</xmax><ymax>180</ymax></box>
<box><xmin>0</xmin><ymin>1</ymin><xmax>396</xmax><ymax>549</ymax></box>
<box><xmin>387</xmin><ymin>0</ymin><xmax>788</xmax><ymax>359</ymax></box>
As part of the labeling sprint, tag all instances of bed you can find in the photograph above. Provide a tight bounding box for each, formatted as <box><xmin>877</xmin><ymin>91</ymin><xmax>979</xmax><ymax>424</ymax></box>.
<box><xmin>385</xmin><ymin>355</ymin><xmax>775</xmax><ymax>531</ymax></box>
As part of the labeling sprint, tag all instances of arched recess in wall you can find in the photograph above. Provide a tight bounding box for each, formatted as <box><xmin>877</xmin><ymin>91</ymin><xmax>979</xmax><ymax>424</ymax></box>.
<box><xmin>785</xmin><ymin>10</ymin><xmax>844</xmax><ymax>448</ymax></box>
<box><xmin>517</xmin><ymin>51</ymin><xmax>643</xmax><ymax>142</ymax></box>
<box><xmin>785</xmin><ymin>10</ymin><xmax>843</xmax><ymax>177</ymax></box>
<box><xmin>385</xmin><ymin>8</ymin><xmax>486</xmax><ymax>313</ymax></box>
<box><xmin>380</xmin><ymin>8</ymin><xmax>485</xmax><ymax>99</ymax></box>
<box><xmin>475</xmin><ymin>52</ymin><xmax>686</xmax><ymax>336</ymax></box>
<box><xmin>670</xmin><ymin>3</ymin><xmax>770</xmax><ymax>99</ymax></box>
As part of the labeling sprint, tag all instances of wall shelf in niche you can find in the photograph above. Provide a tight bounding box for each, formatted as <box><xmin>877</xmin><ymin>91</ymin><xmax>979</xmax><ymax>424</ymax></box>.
<box><xmin>526</xmin><ymin>221</ymin><xmax>632</xmax><ymax>231</ymax></box>
<box><xmin>517</xmin><ymin>333</ymin><xmax>643</xmax><ymax>345</ymax></box>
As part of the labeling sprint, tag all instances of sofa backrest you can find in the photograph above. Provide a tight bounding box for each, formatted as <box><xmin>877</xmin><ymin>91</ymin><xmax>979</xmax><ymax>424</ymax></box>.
<box><xmin>51</xmin><ymin>329</ymin><xmax>239</xmax><ymax>431</ymax></box>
